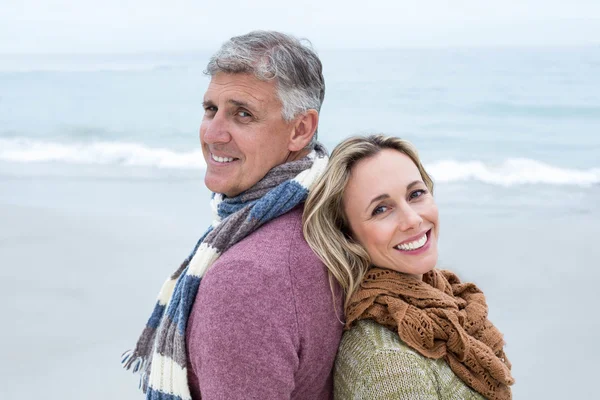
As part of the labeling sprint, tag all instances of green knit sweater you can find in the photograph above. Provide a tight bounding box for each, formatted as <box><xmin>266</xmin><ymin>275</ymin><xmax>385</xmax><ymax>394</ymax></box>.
<box><xmin>334</xmin><ymin>320</ymin><xmax>486</xmax><ymax>400</ymax></box>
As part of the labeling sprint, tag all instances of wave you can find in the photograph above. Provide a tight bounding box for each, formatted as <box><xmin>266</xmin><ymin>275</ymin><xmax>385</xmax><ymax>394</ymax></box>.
<box><xmin>0</xmin><ymin>139</ymin><xmax>205</xmax><ymax>169</ymax></box>
<box><xmin>428</xmin><ymin>159</ymin><xmax>599</xmax><ymax>186</ymax></box>
<box><xmin>1</xmin><ymin>139</ymin><xmax>598</xmax><ymax>187</ymax></box>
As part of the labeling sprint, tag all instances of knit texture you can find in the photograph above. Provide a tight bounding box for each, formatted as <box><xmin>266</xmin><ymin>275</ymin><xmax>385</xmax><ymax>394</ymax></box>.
<box><xmin>335</xmin><ymin>319</ymin><xmax>486</xmax><ymax>399</ymax></box>
<box><xmin>346</xmin><ymin>267</ymin><xmax>514</xmax><ymax>400</ymax></box>
<box><xmin>186</xmin><ymin>206</ymin><xmax>344</xmax><ymax>399</ymax></box>
<box><xmin>121</xmin><ymin>144</ymin><xmax>328</xmax><ymax>400</ymax></box>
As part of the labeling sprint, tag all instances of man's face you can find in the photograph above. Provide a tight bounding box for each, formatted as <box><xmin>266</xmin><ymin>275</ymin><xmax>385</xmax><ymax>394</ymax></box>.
<box><xmin>200</xmin><ymin>72</ymin><xmax>295</xmax><ymax>197</ymax></box>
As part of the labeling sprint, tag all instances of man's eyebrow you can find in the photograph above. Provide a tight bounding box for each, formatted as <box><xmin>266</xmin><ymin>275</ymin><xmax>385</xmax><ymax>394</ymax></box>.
<box><xmin>228</xmin><ymin>99</ymin><xmax>253</xmax><ymax>109</ymax></box>
<box><xmin>365</xmin><ymin>194</ymin><xmax>390</xmax><ymax>212</ymax></box>
<box><xmin>202</xmin><ymin>99</ymin><xmax>256</xmax><ymax>110</ymax></box>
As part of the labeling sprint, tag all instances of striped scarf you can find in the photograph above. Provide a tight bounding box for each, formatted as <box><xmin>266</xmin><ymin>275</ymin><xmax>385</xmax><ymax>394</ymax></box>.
<box><xmin>122</xmin><ymin>144</ymin><xmax>328</xmax><ymax>400</ymax></box>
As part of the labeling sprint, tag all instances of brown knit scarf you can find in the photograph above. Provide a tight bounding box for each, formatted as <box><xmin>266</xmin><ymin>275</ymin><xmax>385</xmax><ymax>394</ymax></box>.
<box><xmin>346</xmin><ymin>267</ymin><xmax>514</xmax><ymax>400</ymax></box>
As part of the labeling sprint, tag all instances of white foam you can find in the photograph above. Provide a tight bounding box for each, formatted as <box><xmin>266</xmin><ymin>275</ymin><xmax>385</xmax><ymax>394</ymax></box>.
<box><xmin>428</xmin><ymin>158</ymin><xmax>600</xmax><ymax>187</ymax></box>
<box><xmin>2</xmin><ymin>138</ymin><xmax>598</xmax><ymax>187</ymax></box>
<box><xmin>0</xmin><ymin>138</ymin><xmax>206</xmax><ymax>169</ymax></box>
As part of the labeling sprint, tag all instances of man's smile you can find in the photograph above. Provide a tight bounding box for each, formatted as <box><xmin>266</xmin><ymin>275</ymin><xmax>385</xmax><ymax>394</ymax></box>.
<box><xmin>210</xmin><ymin>153</ymin><xmax>237</xmax><ymax>164</ymax></box>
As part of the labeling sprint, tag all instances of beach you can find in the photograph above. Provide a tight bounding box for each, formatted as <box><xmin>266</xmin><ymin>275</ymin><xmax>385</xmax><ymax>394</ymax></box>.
<box><xmin>1</xmin><ymin>169</ymin><xmax>599</xmax><ymax>399</ymax></box>
<box><xmin>0</xmin><ymin>171</ymin><xmax>210</xmax><ymax>399</ymax></box>
<box><xmin>1</xmin><ymin>46</ymin><xmax>599</xmax><ymax>398</ymax></box>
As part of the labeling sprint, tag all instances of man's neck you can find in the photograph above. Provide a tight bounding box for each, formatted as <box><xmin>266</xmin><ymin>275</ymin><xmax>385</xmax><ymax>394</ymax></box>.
<box><xmin>285</xmin><ymin>148</ymin><xmax>311</xmax><ymax>163</ymax></box>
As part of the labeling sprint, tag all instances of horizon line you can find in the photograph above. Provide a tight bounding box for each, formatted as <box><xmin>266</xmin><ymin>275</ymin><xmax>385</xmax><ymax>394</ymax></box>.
<box><xmin>1</xmin><ymin>42</ymin><xmax>599</xmax><ymax>57</ymax></box>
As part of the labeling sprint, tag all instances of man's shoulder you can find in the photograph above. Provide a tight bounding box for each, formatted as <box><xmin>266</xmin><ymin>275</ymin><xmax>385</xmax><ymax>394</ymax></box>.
<box><xmin>246</xmin><ymin>204</ymin><xmax>305</xmax><ymax>243</ymax></box>
<box><xmin>195</xmin><ymin>203</ymin><xmax>333</xmax><ymax>318</ymax></box>
<box><xmin>204</xmin><ymin>205</ymin><xmax>322</xmax><ymax>281</ymax></box>
<box><xmin>218</xmin><ymin>205</ymin><xmax>316</xmax><ymax>266</ymax></box>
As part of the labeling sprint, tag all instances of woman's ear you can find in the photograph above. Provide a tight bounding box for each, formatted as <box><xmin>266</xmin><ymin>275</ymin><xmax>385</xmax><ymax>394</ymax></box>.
<box><xmin>288</xmin><ymin>109</ymin><xmax>319</xmax><ymax>152</ymax></box>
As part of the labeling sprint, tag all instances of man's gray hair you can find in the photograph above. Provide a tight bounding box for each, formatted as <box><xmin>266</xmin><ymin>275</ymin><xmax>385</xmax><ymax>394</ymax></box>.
<box><xmin>205</xmin><ymin>31</ymin><xmax>325</xmax><ymax>145</ymax></box>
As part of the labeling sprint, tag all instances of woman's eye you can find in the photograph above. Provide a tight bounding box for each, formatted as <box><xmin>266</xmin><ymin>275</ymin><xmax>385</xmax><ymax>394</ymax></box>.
<box><xmin>409</xmin><ymin>189</ymin><xmax>427</xmax><ymax>200</ymax></box>
<box><xmin>372</xmin><ymin>205</ymin><xmax>388</xmax><ymax>216</ymax></box>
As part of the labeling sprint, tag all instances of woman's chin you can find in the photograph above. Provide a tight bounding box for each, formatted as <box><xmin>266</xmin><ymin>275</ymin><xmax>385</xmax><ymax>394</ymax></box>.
<box><xmin>397</xmin><ymin>251</ymin><xmax>438</xmax><ymax>276</ymax></box>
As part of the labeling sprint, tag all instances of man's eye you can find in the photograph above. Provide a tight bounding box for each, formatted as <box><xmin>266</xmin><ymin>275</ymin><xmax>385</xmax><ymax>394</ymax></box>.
<box><xmin>372</xmin><ymin>205</ymin><xmax>388</xmax><ymax>216</ymax></box>
<box><xmin>204</xmin><ymin>106</ymin><xmax>217</xmax><ymax>113</ymax></box>
<box><xmin>237</xmin><ymin>110</ymin><xmax>252</xmax><ymax>118</ymax></box>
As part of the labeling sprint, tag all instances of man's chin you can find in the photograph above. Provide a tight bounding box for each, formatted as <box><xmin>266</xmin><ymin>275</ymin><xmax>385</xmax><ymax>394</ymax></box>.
<box><xmin>205</xmin><ymin>181</ymin><xmax>240</xmax><ymax>197</ymax></box>
<box><xmin>204</xmin><ymin>176</ymin><xmax>229</xmax><ymax>195</ymax></box>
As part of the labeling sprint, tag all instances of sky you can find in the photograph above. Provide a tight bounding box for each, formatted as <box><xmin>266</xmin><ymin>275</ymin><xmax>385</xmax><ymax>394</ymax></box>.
<box><xmin>1</xmin><ymin>0</ymin><xmax>599</xmax><ymax>54</ymax></box>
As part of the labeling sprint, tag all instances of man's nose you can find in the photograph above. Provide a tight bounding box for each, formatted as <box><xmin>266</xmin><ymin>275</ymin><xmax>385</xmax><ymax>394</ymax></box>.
<box><xmin>396</xmin><ymin>204</ymin><xmax>422</xmax><ymax>232</ymax></box>
<box><xmin>202</xmin><ymin>112</ymin><xmax>231</xmax><ymax>144</ymax></box>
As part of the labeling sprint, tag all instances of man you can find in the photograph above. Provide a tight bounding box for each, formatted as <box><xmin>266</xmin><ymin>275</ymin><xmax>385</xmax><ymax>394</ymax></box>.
<box><xmin>123</xmin><ymin>31</ymin><xmax>343</xmax><ymax>400</ymax></box>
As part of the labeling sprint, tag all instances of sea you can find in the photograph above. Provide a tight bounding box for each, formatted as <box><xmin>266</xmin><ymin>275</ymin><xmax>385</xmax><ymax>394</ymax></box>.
<box><xmin>1</xmin><ymin>47</ymin><xmax>598</xmax><ymax>399</ymax></box>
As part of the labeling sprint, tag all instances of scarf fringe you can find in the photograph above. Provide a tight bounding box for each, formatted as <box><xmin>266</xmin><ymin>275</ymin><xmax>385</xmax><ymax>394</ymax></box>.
<box><xmin>121</xmin><ymin>350</ymin><xmax>150</xmax><ymax>374</ymax></box>
<box><xmin>121</xmin><ymin>350</ymin><xmax>150</xmax><ymax>392</ymax></box>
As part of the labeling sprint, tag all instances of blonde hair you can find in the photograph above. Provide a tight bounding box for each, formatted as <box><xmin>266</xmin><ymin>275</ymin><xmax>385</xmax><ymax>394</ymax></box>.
<box><xmin>303</xmin><ymin>134</ymin><xmax>434</xmax><ymax>310</ymax></box>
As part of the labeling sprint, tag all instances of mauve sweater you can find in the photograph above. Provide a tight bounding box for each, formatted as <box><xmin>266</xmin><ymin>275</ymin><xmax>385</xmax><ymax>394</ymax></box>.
<box><xmin>186</xmin><ymin>206</ymin><xmax>344</xmax><ymax>400</ymax></box>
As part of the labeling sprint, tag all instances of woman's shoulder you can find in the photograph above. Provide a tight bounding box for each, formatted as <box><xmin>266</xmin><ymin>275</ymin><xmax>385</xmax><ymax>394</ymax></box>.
<box><xmin>335</xmin><ymin>320</ymin><xmax>486</xmax><ymax>400</ymax></box>
<box><xmin>340</xmin><ymin>319</ymin><xmax>421</xmax><ymax>358</ymax></box>
<box><xmin>335</xmin><ymin>320</ymin><xmax>437</xmax><ymax>398</ymax></box>
<box><xmin>336</xmin><ymin>320</ymin><xmax>430</xmax><ymax>382</ymax></box>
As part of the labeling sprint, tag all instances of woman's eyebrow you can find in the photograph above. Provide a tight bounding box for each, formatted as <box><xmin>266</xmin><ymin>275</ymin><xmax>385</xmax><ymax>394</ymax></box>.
<box><xmin>406</xmin><ymin>180</ymin><xmax>423</xmax><ymax>190</ymax></box>
<box><xmin>365</xmin><ymin>194</ymin><xmax>389</xmax><ymax>212</ymax></box>
<box><xmin>363</xmin><ymin>181</ymin><xmax>424</xmax><ymax>212</ymax></box>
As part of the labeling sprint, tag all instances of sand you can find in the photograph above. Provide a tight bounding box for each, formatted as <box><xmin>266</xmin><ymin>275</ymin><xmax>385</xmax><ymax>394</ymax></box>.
<box><xmin>1</xmin><ymin>174</ymin><xmax>599</xmax><ymax>399</ymax></box>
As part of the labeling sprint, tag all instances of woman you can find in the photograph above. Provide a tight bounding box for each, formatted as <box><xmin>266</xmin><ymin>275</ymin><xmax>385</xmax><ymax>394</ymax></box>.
<box><xmin>303</xmin><ymin>135</ymin><xmax>514</xmax><ymax>399</ymax></box>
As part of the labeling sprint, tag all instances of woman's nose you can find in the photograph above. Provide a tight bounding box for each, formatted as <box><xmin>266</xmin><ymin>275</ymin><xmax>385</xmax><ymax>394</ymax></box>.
<box><xmin>396</xmin><ymin>204</ymin><xmax>423</xmax><ymax>232</ymax></box>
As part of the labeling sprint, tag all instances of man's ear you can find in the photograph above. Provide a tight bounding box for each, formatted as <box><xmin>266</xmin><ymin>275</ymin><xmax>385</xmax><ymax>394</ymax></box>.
<box><xmin>288</xmin><ymin>109</ymin><xmax>319</xmax><ymax>152</ymax></box>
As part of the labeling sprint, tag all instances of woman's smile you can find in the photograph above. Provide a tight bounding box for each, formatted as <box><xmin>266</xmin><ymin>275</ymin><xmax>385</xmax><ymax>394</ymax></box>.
<box><xmin>394</xmin><ymin>229</ymin><xmax>432</xmax><ymax>254</ymax></box>
<box><xmin>342</xmin><ymin>149</ymin><xmax>439</xmax><ymax>279</ymax></box>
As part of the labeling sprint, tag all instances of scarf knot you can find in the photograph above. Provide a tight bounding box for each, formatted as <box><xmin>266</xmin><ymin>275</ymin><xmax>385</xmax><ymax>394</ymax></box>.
<box><xmin>346</xmin><ymin>267</ymin><xmax>514</xmax><ymax>400</ymax></box>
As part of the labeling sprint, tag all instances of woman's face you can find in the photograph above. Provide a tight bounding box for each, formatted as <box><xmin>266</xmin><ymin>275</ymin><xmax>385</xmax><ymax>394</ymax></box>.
<box><xmin>342</xmin><ymin>149</ymin><xmax>439</xmax><ymax>279</ymax></box>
